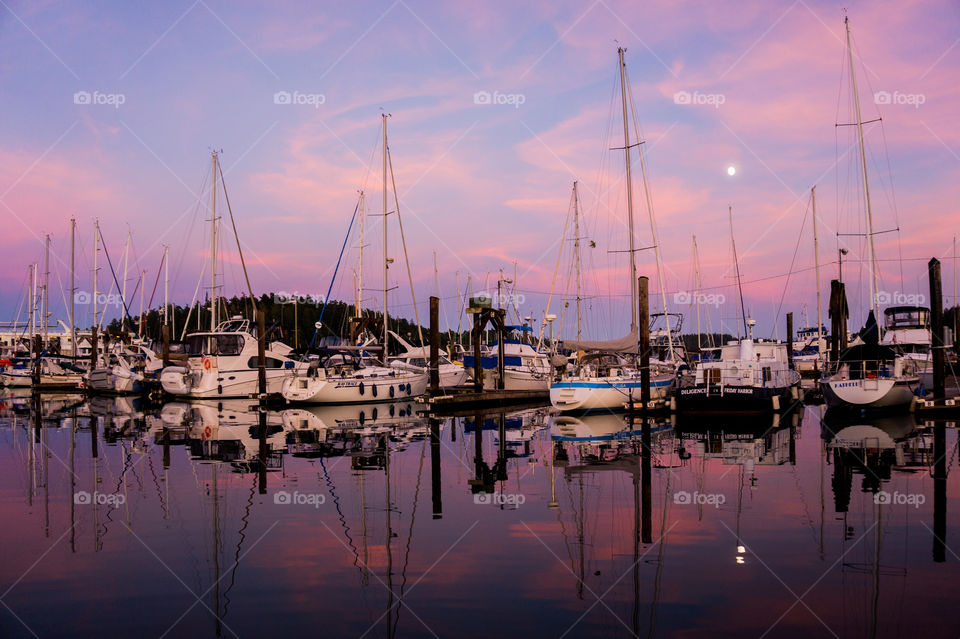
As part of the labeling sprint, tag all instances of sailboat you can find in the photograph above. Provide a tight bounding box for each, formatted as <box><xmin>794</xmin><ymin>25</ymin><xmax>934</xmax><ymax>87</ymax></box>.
<box><xmin>549</xmin><ymin>48</ymin><xmax>679</xmax><ymax>412</ymax></box>
<box><xmin>280</xmin><ymin>116</ymin><xmax>429</xmax><ymax>404</ymax></box>
<box><xmin>160</xmin><ymin>152</ymin><xmax>305</xmax><ymax>398</ymax></box>
<box><xmin>819</xmin><ymin>16</ymin><xmax>922</xmax><ymax>412</ymax></box>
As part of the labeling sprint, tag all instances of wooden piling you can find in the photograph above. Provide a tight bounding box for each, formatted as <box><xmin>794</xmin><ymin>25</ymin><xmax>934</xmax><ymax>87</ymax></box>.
<box><xmin>257</xmin><ymin>309</ymin><xmax>267</xmax><ymax>398</ymax></box>
<box><xmin>32</xmin><ymin>334</ymin><xmax>41</xmax><ymax>387</ymax></box>
<box><xmin>786</xmin><ymin>312</ymin><xmax>794</xmax><ymax>370</ymax></box>
<box><xmin>929</xmin><ymin>258</ymin><xmax>945</xmax><ymax>400</ymax></box>
<box><xmin>429</xmin><ymin>296</ymin><xmax>440</xmax><ymax>394</ymax></box>
<box><xmin>430</xmin><ymin>417</ymin><xmax>442</xmax><ymax>519</ymax></box>
<box><xmin>638</xmin><ymin>277</ymin><xmax>650</xmax><ymax>410</ymax></box>
<box><xmin>90</xmin><ymin>325</ymin><xmax>99</xmax><ymax>370</ymax></box>
<box><xmin>472</xmin><ymin>314</ymin><xmax>483</xmax><ymax>392</ymax></box>
<box><xmin>496</xmin><ymin>321</ymin><xmax>505</xmax><ymax>392</ymax></box>
<box><xmin>161</xmin><ymin>324</ymin><xmax>171</xmax><ymax>367</ymax></box>
<box><xmin>933</xmin><ymin>422</ymin><xmax>946</xmax><ymax>562</ymax></box>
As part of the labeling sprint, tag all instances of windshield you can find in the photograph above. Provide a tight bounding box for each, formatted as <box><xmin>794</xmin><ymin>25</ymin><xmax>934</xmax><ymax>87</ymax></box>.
<box><xmin>187</xmin><ymin>334</ymin><xmax>244</xmax><ymax>356</ymax></box>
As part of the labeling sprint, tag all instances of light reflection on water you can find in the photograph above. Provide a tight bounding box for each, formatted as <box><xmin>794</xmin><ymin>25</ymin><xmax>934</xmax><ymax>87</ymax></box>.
<box><xmin>0</xmin><ymin>388</ymin><xmax>957</xmax><ymax>638</ymax></box>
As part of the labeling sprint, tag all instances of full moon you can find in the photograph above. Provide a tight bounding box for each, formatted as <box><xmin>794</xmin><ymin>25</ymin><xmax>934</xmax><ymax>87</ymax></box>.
<box><xmin>727</xmin><ymin>166</ymin><xmax>737</xmax><ymax>176</ymax></box>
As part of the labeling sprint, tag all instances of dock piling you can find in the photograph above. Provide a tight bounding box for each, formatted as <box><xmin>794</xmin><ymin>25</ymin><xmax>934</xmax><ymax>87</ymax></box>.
<box><xmin>639</xmin><ymin>277</ymin><xmax>650</xmax><ymax>410</ymax></box>
<box><xmin>429</xmin><ymin>296</ymin><xmax>440</xmax><ymax>394</ymax></box>
<box><xmin>929</xmin><ymin>258</ymin><xmax>945</xmax><ymax>400</ymax></box>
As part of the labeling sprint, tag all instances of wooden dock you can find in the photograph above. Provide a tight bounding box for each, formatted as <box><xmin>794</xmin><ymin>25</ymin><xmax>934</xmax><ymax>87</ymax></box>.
<box><xmin>418</xmin><ymin>388</ymin><xmax>549</xmax><ymax>414</ymax></box>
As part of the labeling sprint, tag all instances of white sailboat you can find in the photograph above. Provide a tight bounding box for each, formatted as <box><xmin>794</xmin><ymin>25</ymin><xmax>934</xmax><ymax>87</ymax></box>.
<box><xmin>819</xmin><ymin>16</ymin><xmax>921</xmax><ymax>412</ymax></box>
<box><xmin>550</xmin><ymin>48</ymin><xmax>677</xmax><ymax>411</ymax></box>
<box><xmin>281</xmin><ymin>115</ymin><xmax>428</xmax><ymax>404</ymax></box>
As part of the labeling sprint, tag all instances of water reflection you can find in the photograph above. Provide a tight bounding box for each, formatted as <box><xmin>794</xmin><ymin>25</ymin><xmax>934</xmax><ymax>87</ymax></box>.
<box><xmin>0</xmin><ymin>396</ymin><xmax>957</xmax><ymax>638</ymax></box>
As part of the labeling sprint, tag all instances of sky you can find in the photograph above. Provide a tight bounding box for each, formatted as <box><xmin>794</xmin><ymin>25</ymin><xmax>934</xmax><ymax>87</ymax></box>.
<box><xmin>1</xmin><ymin>0</ymin><xmax>958</xmax><ymax>341</ymax></box>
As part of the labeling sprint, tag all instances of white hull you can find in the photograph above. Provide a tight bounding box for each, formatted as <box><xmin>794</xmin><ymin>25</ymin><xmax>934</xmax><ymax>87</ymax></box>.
<box><xmin>161</xmin><ymin>366</ymin><xmax>292</xmax><ymax>398</ymax></box>
<box><xmin>282</xmin><ymin>371</ymin><xmax>429</xmax><ymax>404</ymax></box>
<box><xmin>550</xmin><ymin>374</ymin><xmax>673</xmax><ymax>411</ymax></box>
<box><xmin>820</xmin><ymin>376</ymin><xmax>918</xmax><ymax>410</ymax></box>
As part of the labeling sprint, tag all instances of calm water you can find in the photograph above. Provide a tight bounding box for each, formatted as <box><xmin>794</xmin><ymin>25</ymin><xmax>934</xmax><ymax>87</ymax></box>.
<box><xmin>1</xmin><ymin>390</ymin><xmax>958</xmax><ymax>639</ymax></box>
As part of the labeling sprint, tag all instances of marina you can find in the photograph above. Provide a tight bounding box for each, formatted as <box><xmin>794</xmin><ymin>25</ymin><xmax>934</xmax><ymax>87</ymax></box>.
<box><xmin>2</xmin><ymin>1</ymin><xmax>960</xmax><ymax>637</ymax></box>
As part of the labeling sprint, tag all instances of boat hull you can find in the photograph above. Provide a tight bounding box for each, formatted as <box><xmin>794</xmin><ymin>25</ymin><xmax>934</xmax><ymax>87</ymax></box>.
<box><xmin>160</xmin><ymin>366</ymin><xmax>291</xmax><ymax>399</ymax></box>
<box><xmin>282</xmin><ymin>372</ymin><xmax>429</xmax><ymax>404</ymax></box>
<box><xmin>550</xmin><ymin>375</ymin><xmax>673</xmax><ymax>411</ymax></box>
<box><xmin>819</xmin><ymin>377</ymin><xmax>918</xmax><ymax>411</ymax></box>
<box><xmin>675</xmin><ymin>383</ymin><xmax>799</xmax><ymax>414</ymax></box>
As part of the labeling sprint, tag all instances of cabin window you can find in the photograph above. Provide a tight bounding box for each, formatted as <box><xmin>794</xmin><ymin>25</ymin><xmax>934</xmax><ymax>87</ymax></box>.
<box><xmin>188</xmin><ymin>334</ymin><xmax>244</xmax><ymax>356</ymax></box>
<box><xmin>248</xmin><ymin>356</ymin><xmax>285</xmax><ymax>369</ymax></box>
<box><xmin>762</xmin><ymin>367</ymin><xmax>772</xmax><ymax>382</ymax></box>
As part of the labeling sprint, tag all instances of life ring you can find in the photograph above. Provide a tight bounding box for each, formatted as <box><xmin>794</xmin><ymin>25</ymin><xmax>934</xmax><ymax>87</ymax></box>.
<box><xmin>204</xmin><ymin>426</ymin><xmax>211</xmax><ymax>438</ymax></box>
<box><xmin>203</xmin><ymin>358</ymin><xmax>212</xmax><ymax>370</ymax></box>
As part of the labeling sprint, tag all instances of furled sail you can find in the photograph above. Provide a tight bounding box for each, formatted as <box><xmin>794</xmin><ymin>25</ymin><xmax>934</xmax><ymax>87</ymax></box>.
<box><xmin>559</xmin><ymin>325</ymin><xmax>638</xmax><ymax>354</ymax></box>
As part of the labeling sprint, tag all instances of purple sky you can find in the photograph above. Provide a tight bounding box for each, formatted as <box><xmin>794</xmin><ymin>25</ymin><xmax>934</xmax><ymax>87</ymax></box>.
<box><xmin>1</xmin><ymin>0</ymin><xmax>958</xmax><ymax>340</ymax></box>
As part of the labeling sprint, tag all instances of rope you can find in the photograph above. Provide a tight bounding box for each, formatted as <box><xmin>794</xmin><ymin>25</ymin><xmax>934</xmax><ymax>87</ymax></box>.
<box><xmin>309</xmin><ymin>198</ymin><xmax>360</xmax><ymax>348</ymax></box>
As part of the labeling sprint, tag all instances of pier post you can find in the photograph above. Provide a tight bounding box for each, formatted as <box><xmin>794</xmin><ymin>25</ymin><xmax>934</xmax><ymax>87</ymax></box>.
<box><xmin>496</xmin><ymin>412</ymin><xmax>507</xmax><ymax>481</ymax></box>
<box><xmin>258</xmin><ymin>408</ymin><xmax>268</xmax><ymax>495</ymax></box>
<box><xmin>472</xmin><ymin>314</ymin><xmax>483</xmax><ymax>392</ymax></box>
<box><xmin>32</xmin><ymin>334</ymin><xmax>41</xmax><ymax>387</ymax></box>
<box><xmin>90</xmin><ymin>325</ymin><xmax>98</xmax><ymax>370</ymax></box>
<box><xmin>430</xmin><ymin>417</ymin><xmax>442</xmax><ymax>519</ymax></box>
<box><xmin>496</xmin><ymin>318</ymin><xmax>505</xmax><ymax>391</ymax></box>
<box><xmin>638</xmin><ymin>277</ymin><xmax>650</xmax><ymax>410</ymax></box>
<box><xmin>429</xmin><ymin>296</ymin><xmax>440</xmax><ymax>394</ymax></box>
<box><xmin>933</xmin><ymin>422</ymin><xmax>946</xmax><ymax>562</ymax></box>
<box><xmin>161</xmin><ymin>324</ymin><xmax>170</xmax><ymax>367</ymax></box>
<box><xmin>257</xmin><ymin>309</ymin><xmax>267</xmax><ymax>399</ymax></box>
<box><xmin>929</xmin><ymin>258</ymin><xmax>945</xmax><ymax>400</ymax></box>
<box><xmin>640</xmin><ymin>417</ymin><xmax>652</xmax><ymax>544</ymax></box>
<box><xmin>786</xmin><ymin>312</ymin><xmax>794</xmax><ymax>370</ymax></box>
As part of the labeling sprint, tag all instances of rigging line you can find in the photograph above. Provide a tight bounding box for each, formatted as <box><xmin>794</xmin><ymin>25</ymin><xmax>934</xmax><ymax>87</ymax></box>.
<box><xmin>537</xmin><ymin>186</ymin><xmax>575</xmax><ymax>351</ymax></box>
<box><xmin>146</xmin><ymin>250</ymin><xmax>164</xmax><ymax>310</ymax></box>
<box><xmin>392</xmin><ymin>434</ymin><xmax>427</xmax><ymax>637</ymax></box>
<box><xmin>217</xmin><ymin>160</ymin><xmax>257</xmax><ymax>314</ymax></box>
<box><xmin>97</xmin><ymin>226</ymin><xmax>137</xmax><ymax>327</ymax></box>
<box><xmin>222</xmin><ymin>475</ymin><xmax>256</xmax><ymax>619</ymax></box>
<box><xmin>310</xmin><ymin>198</ymin><xmax>360</xmax><ymax>349</ymax></box>
<box><xmin>771</xmin><ymin>196</ymin><xmax>811</xmax><ymax>338</ymax></box>
<box><xmin>386</xmin><ymin>145</ymin><xmax>425</xmax><ymax>348</ymax></box>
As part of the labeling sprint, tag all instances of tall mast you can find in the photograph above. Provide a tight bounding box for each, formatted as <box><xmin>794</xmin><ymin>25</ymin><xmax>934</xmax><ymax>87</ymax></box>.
<box><xmin>382</xmin><ymin>114</ymin><xmax>389</xmax><ymax>355</ymax></box>
<box><xmin>138</xmin><ymin>270</ymin><xmax>145</xmax><ymax>338</ymax></box>
<box><xmin>163</xmin><ymin>245</ymin><xmax>169</xmax><ymax>327</ymax></box>
<box><xmin>573</xmin><ymin>181</ymin><xmax>583</xmax><ymax>342</ymax></box>
<box><xmin>729</xmin><ymin>206</ymin><xmax>748</xmax><ymax>338</ymax></box>
<box><xmin>121</xmin><ymin>231</ymin><xmax>130</xmax><ymax>332</ymax></box>
<box><xmin>210</xmin><ymin>151</ymin><xmax>218</xmax><ymax>332</ymax></box>
<box><xmin>357</xmin><ymin>190</ymin><xmax>365</xmax><ymax>320</ymax></box>
<box><xmin>618</xmin><ymin>47</ymin><xmax>639</xmax><ymax>331</ymax></box>
<box><xmin>845</xmin><ymin>15</ymin><xmax>879</xmax><ymax>318</ymax></box>
<box><xmin>693</xmin><ymin>235</ymin><xmax>701</xmax><ymax>351</ymax></box>
<box><xmin>812</xmin><ymin>187</ymin><xmax>824</xmax><ymax>363</ymax></box>
<box><xmin>29</xmin><ymin>263</ymin><xmax>35</xmax><ymax>338</ymax></box>
<box><xmin>43</xmin><ymin>234</ymin><xmax>50</xmax><ymax>344</ymax></box>
<box><xmin>93</xmin><ymin>219</ymin><xmax>99</xmax><ymax>340</ymax></box>
<box><xmin>70</xmin><ymin>218</ymin><xmax>76</xmax><ymax>357</ymax></box>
